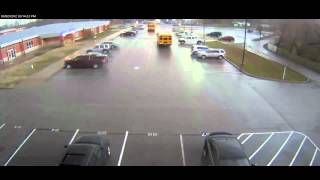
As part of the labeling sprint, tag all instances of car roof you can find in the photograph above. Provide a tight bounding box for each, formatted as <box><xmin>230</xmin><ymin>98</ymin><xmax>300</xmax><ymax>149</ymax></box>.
<box><xmin>61</xmin><ymin>144</ymin><xmax>98</xmax><ymax>166</ymax></box>
<box><xmin>208</xmin><ymin>135</ymin><xmax>248</xmax><ymax>160</ymax></box>
<box><xmin>207</xmin><ymin>48</ymin><xmax>224</xmax><ymax>51</ymax></box>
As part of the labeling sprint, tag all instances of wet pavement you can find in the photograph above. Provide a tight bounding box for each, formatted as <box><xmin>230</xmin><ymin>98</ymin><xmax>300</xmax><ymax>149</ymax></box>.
<box><xmin>0</xmin><ymin>24</ymin><xmax>319</xmax><ymax>165</ymax></box>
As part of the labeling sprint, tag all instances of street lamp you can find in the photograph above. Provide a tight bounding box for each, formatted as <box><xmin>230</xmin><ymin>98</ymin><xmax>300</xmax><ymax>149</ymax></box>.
<box><xmin>241</xmin><ymin>19</ymin><xmax>247</xmax><ymax>71</ymax></box>
<box><xmin>203</xmin><ymin>19</ymin><xmax>206</xmax><ymax>43</ymax></box>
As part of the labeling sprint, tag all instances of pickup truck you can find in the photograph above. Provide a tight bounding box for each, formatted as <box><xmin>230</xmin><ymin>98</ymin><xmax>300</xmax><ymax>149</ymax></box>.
<box><xmin>178</xmin><ymin>35</ymin><xmax>204</xmax><ymax>45</ymax></box>
<box><xmin>86</xmin><ymin>44</ymin><xmax>111</xmax><ymax>54</ymax></box>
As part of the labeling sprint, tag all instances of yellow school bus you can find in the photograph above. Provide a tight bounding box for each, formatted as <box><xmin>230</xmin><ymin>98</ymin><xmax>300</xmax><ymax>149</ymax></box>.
<box><xmin>157</xmin><ymin>32</ymin><xmax>172</xmax><ymax>46</ymax></box>
<box><xmin>148</xmin><ymin>22</ymin><xmax>156</xmax><ymax>32</ymax></box>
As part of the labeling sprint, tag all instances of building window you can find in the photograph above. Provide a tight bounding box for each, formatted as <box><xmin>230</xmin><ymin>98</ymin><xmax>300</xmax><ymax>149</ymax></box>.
<box><xmin>7</xmin><ymin>48</ymin><xmax>16</xmax><ymax>60</ymax></box>
<box><xmin>26</xmin><ymin>41</ymin><xmax>33</xmax><ymax>49</ymax></box>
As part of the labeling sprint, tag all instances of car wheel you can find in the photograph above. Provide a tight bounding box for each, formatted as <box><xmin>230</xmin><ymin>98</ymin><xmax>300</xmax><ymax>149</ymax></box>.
<box><xmin>93</xmin><ymin>64</ymin><xmax>99</xmax><ymax>69</ymax></box>
<box><xmin>197</xmin><ymin>41</ymin><xmax>202</xmax><ymax>45</ymax></box>
<box><xmin>201</xmin><ymin>55</ymin><xmax>206</xmax><ymax>59</ymax></box>
<box><xmin>103</xmin><ymin>50</ymin><xmax>108</xmax><ymax>54</ymax></box>
<box><xmin>66</xmin><ymin>64</ymin><xmax>71</xmax><ymax>69</ymax></box>
<box><xmin>218</xmin><ymin>55</ymin><xmax>224</xmax><ymax>60</ymax></box>
<box><xmin>180</xmin><ymin>41</ymin><xmax>185</xmax><ymax>45</ymax></box>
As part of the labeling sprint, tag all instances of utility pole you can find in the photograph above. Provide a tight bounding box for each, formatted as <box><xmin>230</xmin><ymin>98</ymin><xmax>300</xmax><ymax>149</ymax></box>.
<box><xmin>203</xmin><ymin>19</ymin><xmax>206</xmax><ymax>43</ymax></box>
<box><xmin>241</xmin><ymin>19</ymin><xmax>247</xmax><ymax>71</ymax></box>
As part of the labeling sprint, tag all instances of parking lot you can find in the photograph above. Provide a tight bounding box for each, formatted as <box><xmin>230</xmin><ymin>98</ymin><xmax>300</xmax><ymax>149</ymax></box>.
<box><xmin>1</xmin><ymin>24</ymin><xmax>320</xmax><ymax>165</ymax></box>
<box><xmin>0</xmin><ymin>123</ymin><xmax>319</xmax><ymax>166</ymax></box>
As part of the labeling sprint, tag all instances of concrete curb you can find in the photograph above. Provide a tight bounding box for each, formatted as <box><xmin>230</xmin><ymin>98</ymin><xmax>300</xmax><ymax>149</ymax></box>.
<box><xmin>223</xmin><ymin>57</ymin><xmax>310</xmax><ymax>84</ymax></box>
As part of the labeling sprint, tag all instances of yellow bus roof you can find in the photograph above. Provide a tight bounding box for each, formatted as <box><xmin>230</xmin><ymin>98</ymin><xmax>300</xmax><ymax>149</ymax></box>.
<box><xmin>157</xmin><ymin>32</ymin><xmax>172</xmax><ymax>36</ymax></box>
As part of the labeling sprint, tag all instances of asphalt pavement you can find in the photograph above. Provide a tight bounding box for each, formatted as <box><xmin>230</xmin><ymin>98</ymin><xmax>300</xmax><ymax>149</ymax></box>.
<box><xmin>0</xmin><ymin>24</ymin><xmax>319</xmax><ymax>165</ymax></box>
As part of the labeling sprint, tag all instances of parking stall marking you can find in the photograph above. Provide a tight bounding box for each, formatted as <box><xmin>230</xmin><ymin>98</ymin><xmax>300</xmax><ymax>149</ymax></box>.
<box><xmin>3</xmin><ymin>128</ymin><xmax>36</xmax><ymax>166</ymax></box>
<box><xmin>267</xmin><ymin>131</ymin><xmax>293</xmax><ymax>166</ymax></box>
<box><xmin>68</xmin><ymin>129</ymin><xmax>79</xmax><ymax>145</ymax></box>
<box><xmin>117</xmin><ymin>130</ymin><xmax>128</xmax><ymax>166</ymax></box>
<box><xmin>249</xmin><ymin>133</ymin><xmax>274</xmax><ymax>160</ymax></box>
<box><xmin>0</xmin><ymin>123</ymin><xmax>5</xmax><ymax>130</ymax></box>
<box><xmin>179</xmin><ymin>134</ymin><xmax>186</xmax><ymax>166</ymax></box>
<box><xmin>289</xmin><ymin>136</ymin><xmax>307</xmax><ymax>166</ymax></box>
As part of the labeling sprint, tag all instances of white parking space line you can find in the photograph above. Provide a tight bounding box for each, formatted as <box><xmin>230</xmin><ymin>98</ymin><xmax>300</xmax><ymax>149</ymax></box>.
<box><xmin>68</xmin><ymin>129</ymin><xmax>79</xmax><ymax>145</ymax></box>
<box><xmin>289</xmin><ymin>136</ymin><xmax>307</xmax><ymax>166</ymax></box>
<box><xmin>309</xmin><ymin>149</ymin><xmax>318</xmax><ymax>166</ymax></box>
<box><xmin>237</xmin><ymin>134</ymin><xmax>244</xmax><ymax>140</ymax></box>
<box><xmin>241</xmin><ymin>133</ymin><xmax>253</xmax><ymax>144</ymax></box>
<box><xmin>3</xmin><ymin>129</ymin><xmax>36</xmax><ymax>166</ymax></box>
<box><xmin>0</xmin><ymin>123</ymin><xmax>5</xmax><ymax>130</ymax></box>
<box><xmin>240</xmin><ymin>131</ymin><xmax>293</xmax><ymax>136</ymax></box>
<box><xmin>117</xmin><ymin>131</ymin><xmax>129</xmax><ymax>166</ymax></box>
<box><xmin>179</xmin><ymin>134</ymin><xmax>186</xmax><ymax>166</ymax></box>
<box><xmin>249</xmin><ymin>133</ymin><xmax>274</xmax><ymax>160</ymax></box>
<box><xmin>267</xmin><ymin>131</ymin><xmax>293</xmax><ymax>166</ymax></box>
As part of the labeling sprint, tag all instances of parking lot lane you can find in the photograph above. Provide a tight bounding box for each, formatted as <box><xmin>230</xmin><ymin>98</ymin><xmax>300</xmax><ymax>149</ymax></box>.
<box><xmin>7</xmin><ymin>130</ymin><xmax>74</xmax><ymax>166</ymax></box>
<box><xmin>291</xmin><ymin>138</ymin><xmax>317</xmax><ymax>166</ymax></box>
<box><xmin>250</xmin><ymin>132</ymin><xmax>289</xmax><ymax>166</ymax></box>
<box><xmin>121</xmin><ymin>134</ymin><xmax>182</xmax><ymax>166</ymax></box>
<box><xmin>241</xmin><ymin>134</ymin><xmax>270</xmax><ymax>158</ymax></box>
<box><xmin>0</xmin><ymin>126</ymin><xmax>33</xmax><ymax>165</ymax></box>
<box><xmin>182</xmin><ymin>135</ymin><xmax>206</xmax><ymax>166</ymax></box>
<box><xmin>271</xmin><ymin>132</ymin><xmax>305</xmax><ymax>166</ymax></box>
<box><xmin>77</xmin><ymin>131</ymin><xmax>126</xmax><ymax>166</ymax></box>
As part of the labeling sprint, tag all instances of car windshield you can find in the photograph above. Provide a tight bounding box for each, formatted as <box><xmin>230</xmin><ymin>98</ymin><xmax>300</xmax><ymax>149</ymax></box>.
<box><xmin>0</xmin><ymin>19</ymin><xmax>319</xmax><ymax>167</ymax></box>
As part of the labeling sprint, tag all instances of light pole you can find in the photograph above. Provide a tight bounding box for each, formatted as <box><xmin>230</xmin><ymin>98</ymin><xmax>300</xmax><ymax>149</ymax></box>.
<box><xmin>241</xmin><ymin>19</ymin><xmax>247</xmax><ymax>71</ymax></box>
<box><xmin>203</xmin><ymin>19</ymin><xmax>206</xmax><ymax>43</ymax></box>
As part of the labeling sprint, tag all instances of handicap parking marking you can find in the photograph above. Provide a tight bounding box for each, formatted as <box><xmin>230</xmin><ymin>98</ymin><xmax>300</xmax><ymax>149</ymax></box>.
<box><xmin>290</xmin><ymin>137</ymin><xmax>318</xmax><ymax>166</ymax></box>
<box><xmin>250</xmin><ymin>132</ymin><xmax>290</xmax><ymax>165</ymax></box>
<box><xmin>310</xmin><ymin>149</ymin><xmax>320</xmax><ymax>166</ymax></box>
<box><xmin>120</xmin><ymin>133</ymin><xmax>182</xmax><ymax>166</ymax></box>
<box><xmin>239</xmin><ymin>131</ymin><xmax>320</xmax><ymax>166</ymax></box>
<box><xmin>5</xmin><ymin>129</ymin><xmax>75</xmax><ymax>166</ymax></box>
<box><xmin>4</xmin><ymin>129</ymin><xmax>36</xmax><ymax>166</ymax></box>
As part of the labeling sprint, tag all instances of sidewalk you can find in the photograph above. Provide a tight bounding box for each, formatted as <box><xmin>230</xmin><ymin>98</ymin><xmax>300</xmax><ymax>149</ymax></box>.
<box><xmin>247</xmin><ymin>39</ymin><xmax>320</xmax><ymax>83</ymax></box>
<box><xmin>20</xmin><ymin>29</ymin><xmax>127</xmax><ymax>85</ymax></box>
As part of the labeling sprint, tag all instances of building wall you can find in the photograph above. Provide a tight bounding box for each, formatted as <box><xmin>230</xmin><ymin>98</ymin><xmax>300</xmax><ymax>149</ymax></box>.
<box><xmin>42</xmin><ymin>37</ymin><xmax>63</xmax><ymax>46</ymax></box>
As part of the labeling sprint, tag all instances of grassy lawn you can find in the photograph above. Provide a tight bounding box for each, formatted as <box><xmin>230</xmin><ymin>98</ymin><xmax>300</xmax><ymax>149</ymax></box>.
<box><xmin>206</xmin><ymin>41</ymin><xmax>308</xmax><ymax>82</ymax></box>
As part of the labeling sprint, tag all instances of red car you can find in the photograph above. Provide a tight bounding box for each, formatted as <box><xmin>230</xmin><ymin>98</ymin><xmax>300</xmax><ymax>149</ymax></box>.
<box><xmin>64</xmin><ymin>54</ymin><xmax>107</xmax><ymax>69</ymax></box>
<box><xmin>219</xmin><ymin>36</ymin><xmax>235</xmax><ymax>42</ymax></box>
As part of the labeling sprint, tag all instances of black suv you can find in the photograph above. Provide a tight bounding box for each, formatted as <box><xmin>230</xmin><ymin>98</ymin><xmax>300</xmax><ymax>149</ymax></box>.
<box><xmin>207</xmin><ymin>32</ymin><xmax>222</xmax><ymax>38</ymax></box>
<box><xmin>60</xmin><ymin>135</ymin><xmax>111</xmax><ymax>166</ymax></box>
<box><xmin>201</xmin><ymin>132</ymin><xmax>252</xmax><ymax>166</ymax></box>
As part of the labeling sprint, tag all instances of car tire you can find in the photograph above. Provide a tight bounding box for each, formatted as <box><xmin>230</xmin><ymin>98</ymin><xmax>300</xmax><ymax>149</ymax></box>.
<box><xmin>86</xmin><ymin>50</ymin><xmax>92</xmax><ymax>53</ymax></box>
<box><xmin>66</xmin><ymin>64</ymin><xmax>71</xmax><ymax>69</ymax></box>
<box><xmin>93</xmin><ymin>64</ymin><xmax>99</xmax><ymax>69</ymax></box>
<box><xmin>218</xmin><ymin>55</ymin><xmax>224</xmax><ymax>60</ymax></box>
<box><xmin>201</xmin><ymin>55</ymin><xmax>206</xmax><ymax>59</ymax></box>
<box><xmin>197</xmin><ymin>41</ymin><xmax>203</xmax><ymax>45</ymax></box>
<box><xmin>180</xmin><ymin>41</ymin><xmax>185</xmax><ymax>45</ymax></box>
<box><xmin>103</xmin><ymin>50</ymin><xmax>108</xmax><ymax>54</ymax></box>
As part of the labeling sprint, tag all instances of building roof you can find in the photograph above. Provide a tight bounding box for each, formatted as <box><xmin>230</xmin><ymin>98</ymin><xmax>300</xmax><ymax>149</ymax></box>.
<box><xmin>0</xmin><ymin>20</ymin><xmax>110</xmax><ymax>48</ymax></box>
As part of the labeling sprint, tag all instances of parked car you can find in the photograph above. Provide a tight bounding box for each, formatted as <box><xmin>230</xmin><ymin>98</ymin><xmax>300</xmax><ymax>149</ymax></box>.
<box><xmin>178</xmin><ymin>35</ymin><xmax>204</xmax><ymax>45</ymax></box>
<box><xmin>120</xmin><ymin>31</ymin><xmax>136</xmax><ymax>37</ymax></box>
<box><xmin>191</xmin><ymin>45</ymin><xmax>209</xmax><ymax>55</ymax></box>
<box><xmin>201</xmin><ymin>132</ymin><xmax>252</xmax><ymax>166</ymax></box>
<box><xmin>197</xmin><ymin>48</ymin><xmax>225</xmax><ymax>59</ymax></box>
<box><xmin>207</xmin><ymin>32</ymin><xmax>222</xmax><ymax>38</ymax></box>
<box><xmin>247</xmin><ymin>29</ymin><xmax>254</xmax><ymax>33</ymax></box>
<box><xmin>64</xmin><ymin>54</ymin><xmax>107</xmax><ymax>69</ymax></box>
<box><xmin>86</xmin><ymin>44</ymin><xmax>110</xmax><ymax>54</ymax></box>
<box><xmin>218</xmin><ymin>36</ymin><xmax>235</xmax><ymax>42</ymax></box>
<box><xmin>101</xmin><ymin>41</ymin><xmax>119</xmax><ymax>49</ymax></box>
<box><xmin>60</xmin><ymin>135</ymin><xmax>111</xmax><ymax>166</ymax></box>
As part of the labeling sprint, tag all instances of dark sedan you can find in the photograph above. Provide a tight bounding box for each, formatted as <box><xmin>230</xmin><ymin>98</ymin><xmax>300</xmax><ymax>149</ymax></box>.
<box><xmin>64</xmin><ymin>54</ymin><xmax>107</xmax><ymax>69</ymax></box>
<box><xmin>207</xmin><ymin>32</ymin><xmax>222</xmax><ymax>38</ymax></box>
<box><xmin>60</xmin><ymin>135</ymin><xmax>111</xmax><ymax>166</ymax></box>
<box><xmin>120</xmin><ymin>31</ymin><xmax>136</xmax><ymax>37</ymax></box>
<box><xmin>201</xmin><ymin>132</ymin><xmax>252</xmax><ymax>166</ymax></box>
